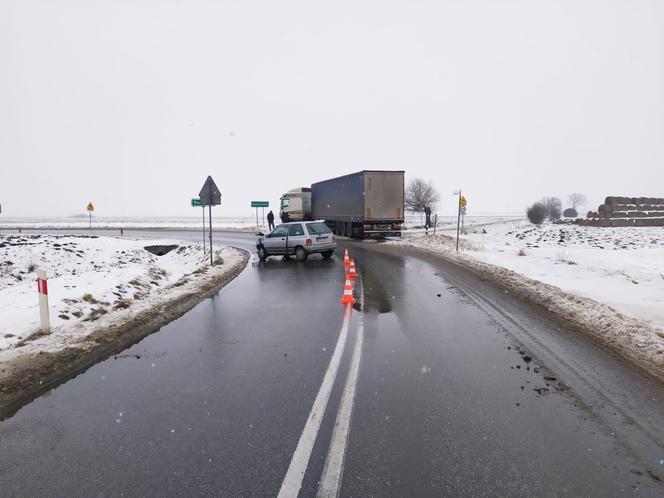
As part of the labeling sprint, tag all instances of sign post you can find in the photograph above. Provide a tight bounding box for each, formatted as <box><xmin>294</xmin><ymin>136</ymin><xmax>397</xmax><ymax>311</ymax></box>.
<box><xmin>199</xmin><ymin>176</ymin><xmax>222</xmax><ymax>265</ymax></box>
<box><xmin>251</xmin><ymin>201</ymin><xmax>269</xmax><ymax>228</ymax></box>
<box><xmin>191</xmin><ymin>198</ymin><xmax>205</xmax><ymax>254</ymax></box>
<box><xmin>86</xmin><ymin>202</ymin><xmax>94</xmax><ymax>230</ymax></box>
<box><xmin>452</xmin><ymin>190</ymin><xmax>462</xmax><ymax>251</ymax></box>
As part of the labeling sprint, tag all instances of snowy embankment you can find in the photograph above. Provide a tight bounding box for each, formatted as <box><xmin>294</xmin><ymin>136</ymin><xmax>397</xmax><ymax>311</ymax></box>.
<box><xmin>0</xmin><ymin>234</ymin><xmax>246</xmax><ymax>358</ymax></box>
<box><xmin>394</xmin><ymin>223</ymin><xmax>664</xmax><ymax>380</ymax></box>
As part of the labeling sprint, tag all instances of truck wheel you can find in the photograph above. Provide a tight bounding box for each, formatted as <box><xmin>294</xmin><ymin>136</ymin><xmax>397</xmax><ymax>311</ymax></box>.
<box><xmin>257</xmin><ymin>245</ymin><xmax>268</xmax><ymax>261</ymax></box>
<box><xmin>295</xmin><ymin>246</ymin><xmax>308</xmax><ymax>262</ymax></box>
<box><xmin>321</xmin><ymin>250</ymin><xmax>334</xmax><ymax>259</ymax></box>
<box><xmin>346</xmin><ymin>222</ymin><xmax>353</xmax><ymax>238</ymax></box>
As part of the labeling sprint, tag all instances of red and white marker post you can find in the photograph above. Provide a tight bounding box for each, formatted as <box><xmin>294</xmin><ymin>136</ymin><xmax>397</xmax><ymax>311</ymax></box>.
<box><xmin>36</xmin><ymin>268</ymin><xmax>51</xmax><ymax>333</ymax></box>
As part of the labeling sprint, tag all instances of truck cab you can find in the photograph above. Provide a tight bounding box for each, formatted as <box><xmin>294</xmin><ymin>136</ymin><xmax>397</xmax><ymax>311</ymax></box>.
<box><xmin>279</xmin><ymin>187</ymin><xmax>312</xmax><ymax>222</ymax></box>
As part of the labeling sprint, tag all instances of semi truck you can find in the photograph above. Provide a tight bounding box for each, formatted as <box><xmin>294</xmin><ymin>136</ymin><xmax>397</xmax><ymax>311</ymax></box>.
<box><xmin>279</xmin><ymin>170</ymin><xmax>404</xmax><ymax>238</ymax></box>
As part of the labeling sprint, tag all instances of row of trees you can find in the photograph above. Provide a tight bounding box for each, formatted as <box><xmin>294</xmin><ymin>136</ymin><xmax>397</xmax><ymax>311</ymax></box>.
<box><xmin>405</xmin><ymin>178</ymin><xmax>587</xmax><ymax>227</ymax></box>
<box><xmin>526</xmin><ymin>193</ymin><xmax>587</xmax><ymax>224</ymax></box>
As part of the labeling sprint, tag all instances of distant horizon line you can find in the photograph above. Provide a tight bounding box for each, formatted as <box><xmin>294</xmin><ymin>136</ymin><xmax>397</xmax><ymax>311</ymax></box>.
<box><xmin>0</xmin><ymin>212</ymin><xmax>525</xmax><ymax>219</ymax></box>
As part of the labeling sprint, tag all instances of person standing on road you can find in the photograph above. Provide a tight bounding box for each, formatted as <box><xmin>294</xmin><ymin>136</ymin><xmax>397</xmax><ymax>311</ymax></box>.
<box><xmin>267</xmin><ymin>210</ymin><xmax>275</xmax><ymax>230</ymax></box>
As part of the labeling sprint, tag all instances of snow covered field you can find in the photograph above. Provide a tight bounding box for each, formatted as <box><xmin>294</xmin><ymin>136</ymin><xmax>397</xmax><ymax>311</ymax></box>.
<box><xmin>467</xmin><ymin>223</ymin><xmax>664</xmax><ymax>330</ymax></box>
<box><xmin>0</xmin><ymin>234</ymin><xmax>244</xmax><ymax>356</ymax></box>
<box><xmin>0</xmin><ymin>216</ymin><xmax>258</xmax><ymax>230</ymax></box>
<box><xmin>402</xmin><ymin>213</ymin><xmax>523</xmax><ymax>231</ymax></box>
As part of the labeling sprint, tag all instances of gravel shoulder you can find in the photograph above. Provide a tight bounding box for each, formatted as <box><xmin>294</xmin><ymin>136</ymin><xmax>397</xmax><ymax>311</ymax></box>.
<box><xmin>390</xmin><ymin>234</ymin><xmax>664</xmax><ymax>383</ymax></box>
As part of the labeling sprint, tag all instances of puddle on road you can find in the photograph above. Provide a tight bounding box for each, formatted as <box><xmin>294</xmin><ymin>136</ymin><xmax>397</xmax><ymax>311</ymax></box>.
<box><xmin>354</xmin><ymin>253</ymin><xmax>406</xmax><ymax>315</ymax></box>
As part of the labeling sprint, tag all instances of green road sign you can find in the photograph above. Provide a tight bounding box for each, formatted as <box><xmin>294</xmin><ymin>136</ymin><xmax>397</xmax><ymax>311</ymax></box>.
<box><xmin>251</xmin><ymin>201</ymin><xmax>269</xmax><ymax>208</ymax></box>
<box><xmin>191</xmin><ymin>198</ymin><xmax>202</xmax><ymax>207</ymax></box>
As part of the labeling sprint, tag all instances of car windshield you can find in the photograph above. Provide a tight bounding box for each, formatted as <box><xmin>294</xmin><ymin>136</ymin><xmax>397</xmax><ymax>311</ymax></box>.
<box><xmin>306</xmin><ymin>222</ymin><xmax>332</xmax><ymax>235</ymax></box>
<box><xmin>270</xmin><ymin>225</ymin><xmax>289</xmax><ymax>237</ymax></box>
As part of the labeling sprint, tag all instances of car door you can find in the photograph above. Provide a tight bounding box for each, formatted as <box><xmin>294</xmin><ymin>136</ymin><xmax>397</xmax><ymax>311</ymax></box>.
<box><xmin>286</xmin><ymin>223</ymin><xmax>306</xmax><ymax>254</ymax></box>
<box><xmin>263</xmin><ymin>224</ymin><xmax>289</xmax><ymax>254</ymax></box>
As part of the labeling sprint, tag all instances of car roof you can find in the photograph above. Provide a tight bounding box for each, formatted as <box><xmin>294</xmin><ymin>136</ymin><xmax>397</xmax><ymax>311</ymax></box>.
<box><xmin>279</xmin><ymin>220</ymin><xmax>325</xmax><ymax>225</ymax></box>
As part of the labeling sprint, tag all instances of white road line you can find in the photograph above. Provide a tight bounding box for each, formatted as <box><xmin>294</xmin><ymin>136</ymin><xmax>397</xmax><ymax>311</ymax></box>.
<box><xmin>317</xmin><ymin>280</ymin><xmax>365</xmax><ymax>498</ymax></box>
<box><xmin>277</xmin><ymin>303</ymin><xmax>353</xmax><ymax>498</ymax></box>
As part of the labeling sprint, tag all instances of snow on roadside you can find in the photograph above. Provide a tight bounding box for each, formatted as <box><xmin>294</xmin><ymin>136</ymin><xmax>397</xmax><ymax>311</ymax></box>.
<box><xmin>399</xmin><ymin>223</ymin><xmax>664</xmax><ymax>330</ymax></box>
<box><xmin>469</xmin><ymin>223</ymin><xmax>664</xmax><ymax>330</ymax></box>
<box><xmin>0</xmin><ymin>234</ymin><xmax>244</xmax><ymax>356</ymax></box>
<box><xmin>392</xmin><ymin>224</ymin><xmax>664</xmax><ymax>378</ymax></box>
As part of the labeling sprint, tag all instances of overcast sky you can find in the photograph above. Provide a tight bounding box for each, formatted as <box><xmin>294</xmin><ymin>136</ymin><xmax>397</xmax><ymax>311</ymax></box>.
<box><xmin>1</xmin><ymin>0</ymin><xmax>662</xmax><ymax>218</ymax></box>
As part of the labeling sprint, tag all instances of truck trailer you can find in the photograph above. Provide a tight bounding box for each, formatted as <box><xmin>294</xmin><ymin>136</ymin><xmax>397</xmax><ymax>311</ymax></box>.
<box><xmin>279</xmin><ymin>170</ymin><xmax>404</xmax><ymax>238</ymax></box>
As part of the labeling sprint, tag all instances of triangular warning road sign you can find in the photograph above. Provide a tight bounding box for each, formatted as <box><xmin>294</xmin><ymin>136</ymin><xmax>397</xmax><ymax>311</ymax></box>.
<box><xmin>199</xmin><ymin>176</ymin><xmax>222</xmax><ymax>206</ymax></box>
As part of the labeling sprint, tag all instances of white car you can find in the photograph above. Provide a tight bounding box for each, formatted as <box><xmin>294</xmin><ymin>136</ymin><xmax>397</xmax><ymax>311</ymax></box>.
<box><xmin>256</xmin><ymin>221</ymin><xmax>336</xmax><ymax>261</ymax></box>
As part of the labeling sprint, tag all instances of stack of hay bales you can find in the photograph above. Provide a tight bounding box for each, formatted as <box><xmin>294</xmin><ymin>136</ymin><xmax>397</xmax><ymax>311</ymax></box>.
<box><xmin>582</xmin><ymin>197</ymin><xmax>664</xmax><ymax>227</ymax></box>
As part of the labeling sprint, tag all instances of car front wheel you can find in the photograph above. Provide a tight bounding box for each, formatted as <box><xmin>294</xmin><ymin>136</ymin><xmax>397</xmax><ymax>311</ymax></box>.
<box><xmin>321</xmin><ymin>250</ymin><xmax>334</xmax><ymax>259</ymax></box>
<box><xmin>295</xmin><ymin>246</ymin><xmax>308</xmax><ymax>262</ymax></box>
<box><xmin>257</xmin><ymin>245</ymin><xmax>268</xmax><ymax>261</ymax></box>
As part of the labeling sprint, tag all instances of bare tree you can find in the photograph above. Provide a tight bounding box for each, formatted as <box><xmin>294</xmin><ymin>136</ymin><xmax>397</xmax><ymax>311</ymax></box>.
<box><xmin>542</xmin><ymin>197</ymin><xmax>562</xmax><ymax>221</ymax></box>
<box><xmin>405</xmin><ymin>178</ymin><xmax>440</xmax><ymax>223</ymax></box>
<box><xmin>568</xmin><ymin>193</ymin><xmax>587</xmax><ymax>210</ymax></box>
<box><xmin>526</xmin><ymin>202</ymin><xmax>547</xmax><ymax>224</ymax></box>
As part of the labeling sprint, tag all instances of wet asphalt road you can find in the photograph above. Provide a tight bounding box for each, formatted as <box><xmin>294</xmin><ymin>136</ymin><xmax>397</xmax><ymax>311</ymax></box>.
<box><xmin>1</xmin><ymin>230</ymin><xmax>663</xmax><ymax>497</ymax></box>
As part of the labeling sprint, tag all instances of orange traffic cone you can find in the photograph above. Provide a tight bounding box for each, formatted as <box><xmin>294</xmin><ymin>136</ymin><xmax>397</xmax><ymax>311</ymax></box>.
<box><xmin>348</xmin><ymin>258</ymin><xmax>358</xmax><ymax>279</ymax></box>
<box><xmin>343</xmin><ymin>248</ymin><xmax>350</xmax><ymax>267</ymax></box>
<box><xmin>339</xmin><ymin>276</ymin><xmax>356</xmax><ymax>305</ymax></box>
